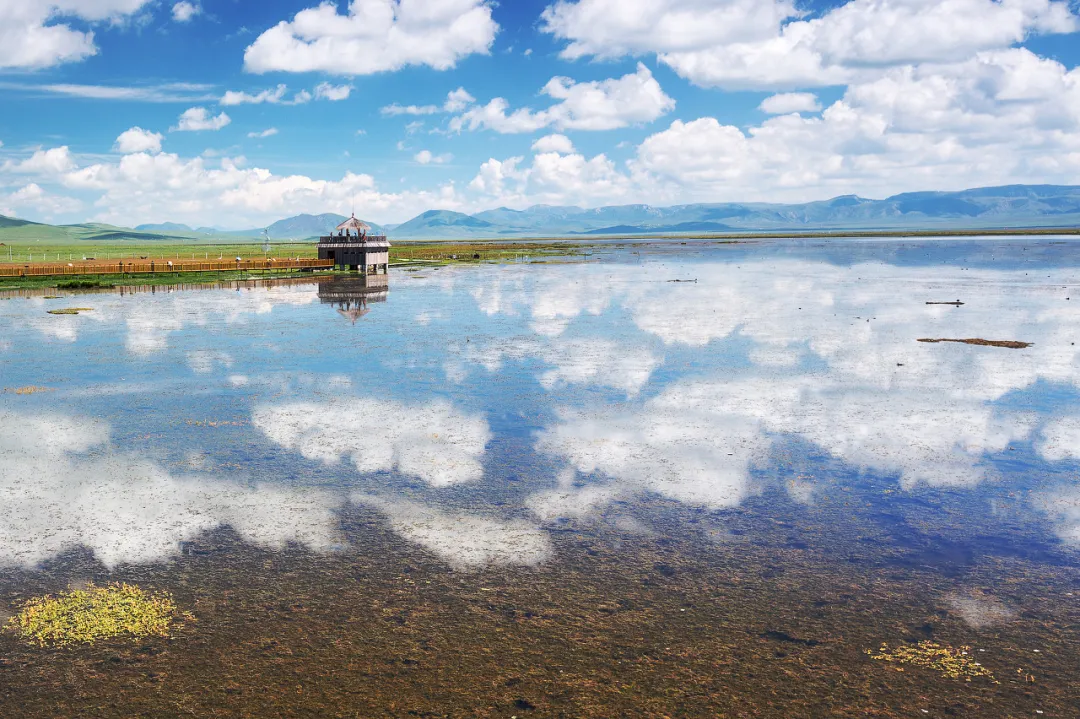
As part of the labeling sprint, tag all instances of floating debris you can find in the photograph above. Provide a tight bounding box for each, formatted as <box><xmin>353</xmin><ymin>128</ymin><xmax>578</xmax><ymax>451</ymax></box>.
<box><xmin>867</xmin><ymin>641</ymin><xmax>998</xmax><ymax>682</ymax></box>
<box><xmin>5</xmin><ymin>582</ymin><xmax>191</xmax><ymax>647</ymax></box>
<box><xmin>46</xmin><ymin>307</ymin><xmax>94</xmax><ymax>315</ymax></box>
<box><xmin>917</xmin><ymin>338</ymin><xmax>1031</xmax><ymax>349</ymax></box>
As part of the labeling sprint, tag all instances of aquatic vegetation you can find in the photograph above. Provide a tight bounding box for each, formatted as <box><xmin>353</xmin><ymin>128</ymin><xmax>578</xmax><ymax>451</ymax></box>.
<box><xmin>46</xmin><ymin>307</ymin><xmax>94</xmax><ymax>315</ymax></box>
<box><xmin>55</xmin><ymin>280</ymin><xmax>114</xmax><ymax>289</ymax></box>
<box><xmin>867</xmin><ymin>642</ymin><xmax>998</xmax><ymax>682</ymax></box>
<box><xmin>3</xmin><ymin>386</ymin><xmax>53</xmax><ymax>395</ymax></box>
<box><xmin>5</xmin><ymin>583</ymin><xmax>190</xmax><ymax>647</ymax></box>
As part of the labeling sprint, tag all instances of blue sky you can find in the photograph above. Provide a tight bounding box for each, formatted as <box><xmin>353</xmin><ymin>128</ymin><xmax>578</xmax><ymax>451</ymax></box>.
<box><xmin>0</xmin><ymin>0</ymin><xmax>1079</xmax><ymax>228</ymax></box>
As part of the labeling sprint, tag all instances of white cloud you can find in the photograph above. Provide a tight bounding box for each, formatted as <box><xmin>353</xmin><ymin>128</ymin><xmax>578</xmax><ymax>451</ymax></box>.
<box><xmin>469</xmin><ymin>150</ymin><xmax>632</xmax><ymax>206</ymax></box>
<box><xmin>381</xmin><ymin>87</ymin><xmax>475</xmax><ymax>116</ymax></box>
<box><xmin>532</xmin><ymin>134</ymin><xmax>575</xmax><ymax>154</ymax></box>
<box><xmin>382</xmin><ymin>103</ymin><xmax>441</xmax><ymax>116</ymax></box>
<box><xmin>0</xmin><ymin>183</ymin><xmax>81</xmax><ymax>219</ymax></box>
<box><xmin>0</xmin><ymin>0</ymin><xmax>153</xmax><ymax>70</ymax></box>
<box><xmin>0</xmin><ymin>81</ymin><xmax>217</xmax><ymax>103</ymax></box>
<box><xmin>222</xmin><ymin>83</ymin><xmax>350</xmax><ymax>105</ymax></box>
<box><xmin>451</xmin><ymin>63</ymin><xmax>675</xmax><ymax>133</ymax></box>
<box><xmin>314</xmin><ymin>82</ymin><xmax>352</xmax><ymax>101</ymax></box>
<box><xmin>2</xmin><ymin>147</ymin><xmax>78</xmax><ymax>174</ymax></box>
<box><xmin>759</xmin><ymin>92</ymin><xmax>821</xmax><ymax>114</ymax></box>
<box><xmin>541</xmin><ymin>0</ymin><xmax>793</xmax><ymax>60</ymax></box>
<box><xmin>253</xmin><ymin>398</ymin><xmax>491</xmax><ymax>487</ymax></box>
<box><xmin>172</xmin><ymin>107</ymin><xmax>232</xmax><ymax>132</ymax></box>
<box><xmin>221</xmin><ymin>84</ymin><xmax>288</xmax><ymax>106</ymax></box>
<box><xmin>29</xmin><ymin>147</ymin><xmax>460</xmax><ymax>228</ymax></box>
<box><xmin>114</xmin><ymin>126</ymin><xmax>164</xmax><ymax>154</ymax></box>
<box><xmin>444</xmin><ymin>87</ymin><xmax>475</xmax><ymax>112</ymax></box>
<box><xmin>247</xmin><ymin>128</ymin><xmax>279</xmax><ymax>139</ymax></box>
<box><xmin>243</xmin><ymin>0</ymin><xmax>498</xmax><ymax>75</ymax></box>
<box><xmin>414</xmin><ymin>150</ymin><xmax>452</xmax><ymax>164</ymax></box>
<box><xmin>541</xmin><ymin>0</ymin><xmax>1079</xmax><ymax>90</ymax></box>
<box><xmin>172</xmin><ymin>1</ymin><xmax>200</xmax><ymax>22</ymax></box>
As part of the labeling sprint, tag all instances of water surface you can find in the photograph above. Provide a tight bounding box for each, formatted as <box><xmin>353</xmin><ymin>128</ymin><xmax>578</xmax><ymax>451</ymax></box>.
<box><xmin>2</xmin><ymin>239</ymin><xmax>1079</xmax><ymax>717</ymax></box>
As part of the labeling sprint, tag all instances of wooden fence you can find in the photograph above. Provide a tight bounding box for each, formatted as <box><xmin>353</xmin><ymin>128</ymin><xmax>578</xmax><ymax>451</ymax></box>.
<box><xmin>0</xmin><ymin>258</ymin><xmax>334</xmax><ymax>278</ymax></box>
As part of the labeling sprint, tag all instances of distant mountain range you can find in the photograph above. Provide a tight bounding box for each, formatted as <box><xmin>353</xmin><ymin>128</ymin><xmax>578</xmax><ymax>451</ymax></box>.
<box><xmin>135</xmin><ymin>213</ymin><xmax>387</xmax><ymax>239</ymax></box>
<box><xmin>387</xmin><ymin>184</ymin><xmax>1080</xmax><ymax>238</ymax></box>
<box><xmin>7</xmin><ymin>184</ymin><xmax>1080</xmax><ymax>243</ymax></box>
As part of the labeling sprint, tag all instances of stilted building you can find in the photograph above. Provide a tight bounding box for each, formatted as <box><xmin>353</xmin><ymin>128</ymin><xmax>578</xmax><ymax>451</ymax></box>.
<box><xmin>318</xmin><ymin>215</ymin><xmax>390</xmax><ymax>274</ymax></box>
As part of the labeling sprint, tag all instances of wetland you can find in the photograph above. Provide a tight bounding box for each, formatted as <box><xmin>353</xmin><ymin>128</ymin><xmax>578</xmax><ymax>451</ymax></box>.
<box><xmin>1</xmin><ymin>238</ymin><xmax>1080</xmax><ymax>717</ymax></box>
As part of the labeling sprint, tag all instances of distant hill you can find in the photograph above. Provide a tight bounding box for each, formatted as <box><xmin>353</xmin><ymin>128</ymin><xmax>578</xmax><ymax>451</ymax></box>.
<box><xmin>0</xmin><ymin>214</ymin><xmax>41</xmax><ymax>229</ymax></box>
<box><xmin>391</xmin><ymin>210</ymin><xmax>498</xmax><ymax>238</ymax></box>
<box><xmin>135</xmin><ymin>222</ymin><xmax>194</xmax><ymax>232</ymax></box>
<box><xmin>220</xmin><ymin>213</ymin><xmax>386</xmax><ymax>239</ymax></box>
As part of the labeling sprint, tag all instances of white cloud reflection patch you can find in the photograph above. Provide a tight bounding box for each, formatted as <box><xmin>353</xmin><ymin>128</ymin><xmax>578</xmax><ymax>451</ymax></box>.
<box><xmin>253</xmin><ymin>397</ymin><xmax>492</xmax><ymax>487</ymax></box>
<box><xmin>0</xmin><ymin>410</ymin><xmax>343</xmax><ymax>569</ymax></box>
<box><xmin>354</xmin><ymin>495</ymin><xmax>552</xmax><ymax>570</ymax></box>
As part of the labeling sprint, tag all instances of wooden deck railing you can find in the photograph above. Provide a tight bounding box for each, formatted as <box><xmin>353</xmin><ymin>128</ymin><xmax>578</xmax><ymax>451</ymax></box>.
<box><xmin>0</xmin><ymin>258</ymin><xmax>334</xmax><ymax>278</ymax></box>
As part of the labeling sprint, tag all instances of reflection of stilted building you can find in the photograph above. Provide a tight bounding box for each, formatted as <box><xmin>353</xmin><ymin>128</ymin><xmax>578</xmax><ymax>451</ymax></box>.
<box><xmin>318</xmin><ymin>274</ymin><xmax>389</xmax><ymax>323</ymax></box>
<box><xmin>318</xmin><ymin>215</ymin><xmax>390</xmax><ymax>274</ymax></box>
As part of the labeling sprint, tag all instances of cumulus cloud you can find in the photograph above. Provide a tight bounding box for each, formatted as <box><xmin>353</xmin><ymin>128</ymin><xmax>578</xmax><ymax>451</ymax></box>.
<box><xmin>542</xmin><ymin>0</ymin><xmax>1078</xmax><ymax>89</ymax></box>
<box><xmin>172</xmin><ymin>1</ymin><xmax>200</xmax><ymax>22</ymax></box>
<box><xmin>414</xmin><ymin>150</ymin><xmax>452</xmax><ymax>165</ymax></box>
<box><xmin>2</xmin><ymin>147</ymin><xmax>77</xmax><ymax>174</ymax></box>
<box><xmin>3</xmin><ymin>143</ymin><xmax>461</xmax><ymax>228</ymax></box>
<box><xmin>172</xmin><ymin>107</ymin><xmax>232</xmax><ymax>132</ymax></box>
<box><xmin>759</xmin><ymin>92</ymin><xmax>821</xmax><ymax>114</ymax></box>
<box><xmin>541</xmin><ymin>0</ymin><xmax>793</xmax><ymax>60</ymax></box>
<box><xmin>243</xmin><ymin>0</ymin><xmax>498</xmax><ymax>75</ymax></box>
<box><xmin>0</xmin><ymin>183</ymin><xmax>81</xmax><ymax>219</ymax></box>
<box><xmin>114</xmin><ymin>127</ymin><xmax>164</xmax><ymax>154</ymax></box>
<box><xmin>532</xmin><ymin>134</ymin><xmax>575</xmax><ymax>154</ymax></box>
<box><xmin>314</xmin><ymin>82</ymin><xmax>352</xmax><ymax>101</ymax></box>
<box><xmin>247</xmin><ymin>128</ymin><xmax>279</xmax><ymax>139</ymax></box>
<box><xmin>452</xmin><ymin>63</ymin><xmax>674</xmax><ymax>133</ymax></box>
<box><xmin>0</xmin><ymin>0</ymin><xmax>153</xmax><ymax>70</ymax></box>
<box><xmin>469</xmin><ymin>150</ymin><xmax>632</xmax><ymax>206</ymax></box>
<box><xmin>253</xmin><ymin>397</ymin><xmax>492</xmax><ymax>487</ymax></box>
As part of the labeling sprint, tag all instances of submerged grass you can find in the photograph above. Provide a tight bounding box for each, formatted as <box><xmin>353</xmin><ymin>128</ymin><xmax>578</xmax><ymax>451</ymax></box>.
<box><xmin>46</xmin><ymin>307</ymin><xmax>93</xmax><ymax>315</ymax></box>
<box><xmin>867</xmin><ymin>641</ymin><xmax>998</xmax><ymax>682</ymax></box>
<box><xmin>6</xmin><ymin>583</ymin><xmax>190</xmax><ymax>647</ymax></box>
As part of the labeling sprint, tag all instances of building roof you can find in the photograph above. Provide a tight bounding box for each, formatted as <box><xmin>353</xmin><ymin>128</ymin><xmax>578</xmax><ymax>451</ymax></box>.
<box><xmin>336</xmin><ymin>214</ymin><xmax>371</xmax><ymax>233</ymax></box>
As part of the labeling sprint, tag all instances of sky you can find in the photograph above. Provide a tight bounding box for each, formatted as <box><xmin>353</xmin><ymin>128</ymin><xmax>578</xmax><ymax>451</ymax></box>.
<box><xmin>0</xmin><ymin>0</ymin><xmax>1078</xmax><ymax>229</ymax></box>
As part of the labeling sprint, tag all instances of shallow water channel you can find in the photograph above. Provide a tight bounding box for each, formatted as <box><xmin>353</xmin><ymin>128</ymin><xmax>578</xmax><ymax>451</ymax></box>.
<box><xmin>2</xmin><ymin>239</ymin><xmax>1080</xmax><ymax>717</ymax></box>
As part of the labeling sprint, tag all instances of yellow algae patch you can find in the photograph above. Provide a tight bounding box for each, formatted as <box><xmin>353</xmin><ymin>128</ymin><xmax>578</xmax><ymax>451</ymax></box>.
<box><xmin>867</xmin><ymin>641</ymin><xmax>998</xmax><ymax>683</ymax></box>
<box><xmin>6</xmin><ymin>583</ymin><xmax>191</xmax><ymax>647</ymax></box>
<box><xmin>3</xmin><ymin>386</ymin><xmax>53</xmax><ymax>395</ymax></box>
<box><xmin>46</xmin><ymin>307</ymin><xmax>93</xmax><ymax>315</ymax></box>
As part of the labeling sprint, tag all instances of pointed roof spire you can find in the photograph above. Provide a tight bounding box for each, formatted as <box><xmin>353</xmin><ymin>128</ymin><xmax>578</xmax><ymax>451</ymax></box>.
<box><xmin>336</xmin><ymin>214</ymin><xmax>370</xmax><ymax>232</ymax></box>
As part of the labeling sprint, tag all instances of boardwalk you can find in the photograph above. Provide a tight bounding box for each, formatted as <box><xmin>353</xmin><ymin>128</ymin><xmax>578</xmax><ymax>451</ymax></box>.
<box><xmin>0</xmin><ymin>257</ymin><xmax>334</xmax><ymax>278</ymax></box>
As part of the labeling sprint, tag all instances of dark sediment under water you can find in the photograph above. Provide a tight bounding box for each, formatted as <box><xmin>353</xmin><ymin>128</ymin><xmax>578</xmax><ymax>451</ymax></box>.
<box><xmin>1</xmin><ymin>238</ymin><xmax>1080</xmax><ymax>717</ymax></box>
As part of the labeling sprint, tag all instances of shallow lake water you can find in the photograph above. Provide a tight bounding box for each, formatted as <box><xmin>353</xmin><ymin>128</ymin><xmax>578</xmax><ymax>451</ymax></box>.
<box><xmin>2</xmin><ymin>239</ymin><xmax>1080</xmax><ymax>717</ymax></box>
